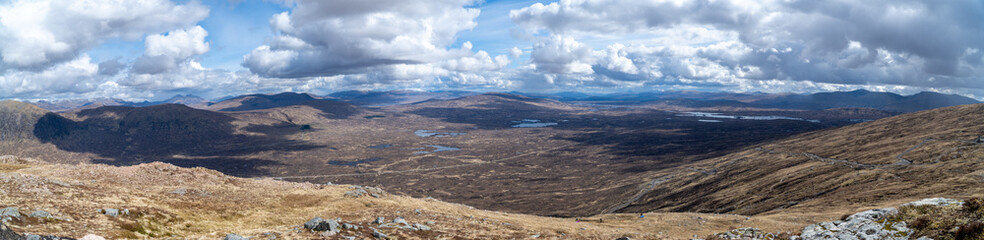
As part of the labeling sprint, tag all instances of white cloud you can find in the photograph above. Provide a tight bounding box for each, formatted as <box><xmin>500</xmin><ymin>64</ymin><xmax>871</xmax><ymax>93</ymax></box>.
<box><xmin>0</xmin><ymin>0</ymin><xmax>209</xmax><ymax>71</ymax></box>
<box><xmin>242</xmin><ymin>0</ymin><xmax>485</xmax><ymax>78</ymax></box>
<box><xmin>509</xmin><ymin>0</ymin><xmax>984</xmax><ymax>92</ymax></box>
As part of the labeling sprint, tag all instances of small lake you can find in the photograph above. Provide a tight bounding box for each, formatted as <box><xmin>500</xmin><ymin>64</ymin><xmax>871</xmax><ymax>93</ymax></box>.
<box><xmin>414</xmin><ymin>130</ymin><xmax>467</xmax><ymax>137</ymax></box>
<box><xmin>413</xmin><ymin>145</ymin><xmax>461</xmax><ymax>154</ymax></box>
<box><xmin>368</xmin><ymin>144</ymin><xmax>392</xmax><ymax>149</ymax></box>
<box><xmin>510</xmin><ymin>119</ymin><xmax>559</xmax><ymax>128</ymax></box>
<box><xmin>677</xmin><ymin>112</ymin><xmax>821</xmax><ymax>123</ymax></box>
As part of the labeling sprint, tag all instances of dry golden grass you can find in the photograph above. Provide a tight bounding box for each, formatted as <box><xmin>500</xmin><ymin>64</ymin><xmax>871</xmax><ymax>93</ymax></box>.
<box><xmin>0</xmin><ymin>157</ymin><xmax>823</xmax><ymax>239</ymax></box>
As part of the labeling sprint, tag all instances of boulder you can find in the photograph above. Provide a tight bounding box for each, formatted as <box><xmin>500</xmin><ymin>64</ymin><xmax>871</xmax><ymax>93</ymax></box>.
<box><xmin>373</xmin><ymin>217</ymin><xmax>385</xmax><ymax>224</ymax></box>
<box><xmin>80</xmin><ymin>235</ymin><xmax>107</xmax><ymax>240</ymax></box>
<box><xmin>412</xmin><ymin>223</ymin><xmax>430</xmax><ymax>231</ymax></box>
<box><xmin>28</xmin><ymin>210</ymin><xmax>52</xmax><ymax>219</ymax></box>
<box><xmin>798</xmin><ymin>208</ymin><xmax>910</xmax><ymax>240</ymax></box>
<box><xmin>1</xmin><ymin>207</ymin><xmax>20</xmax><ymax>219</ymax></box>
<box><xmin>372</xmin><ymin>229</ymin><xmax>388</xmax><ymax>239</ymax></box>
<box><xmin>303</xmin><ymin>217</ymin><xmax>339</xmax><ymax>232</ymax></box>
<box><xmin>224</xmin><ymin>233</ymin><xmax>248</xmax><ymax>240</ymax></box>
<box><xmin>101</xmin><ymin>208</ymin><xmax>119</xmax><ymax>217</ymax></box>
<box><xmin>1</xmin><ymin>223</ymin><xmax>25</xmax><ymax>240</ymax></box>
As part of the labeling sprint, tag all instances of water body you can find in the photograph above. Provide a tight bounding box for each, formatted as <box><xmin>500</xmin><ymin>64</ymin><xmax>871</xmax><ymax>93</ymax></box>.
<box><xmin>368</xmin><ymin>144</ymin><xmax>392</xmax><ymax>149</ymax></box>
<box><xmin>414</xmin><ymin>130</ymin><xmax>467</xmax><ymax>137</ymax></box>
<box><xmin>677</xmin><ymin>112</ymin><xmax>821</xmax><ymax>123</ymax></box>
<box><xmin>510</xmin><ymin>119</ymin><xmax>559</xmax><ymax>128</ymax></box>
<box><xmin>698</xmin><ymin>119</ymin><xmax>723</xmax><ymax>123</ymax></box>
<box><xmin>328</xmin><ymin>157</ymin><xmax>383</xmax><ymax>166</ymax></box>
<box><xmin>413</xmin><ymin>145</ymin><xmax>461</xmax><ymax>154</ymax></box>
<box><xmin>512</xmin><ymin>122</ymin><xmax>559</xmax><ymax>128</ymax></box>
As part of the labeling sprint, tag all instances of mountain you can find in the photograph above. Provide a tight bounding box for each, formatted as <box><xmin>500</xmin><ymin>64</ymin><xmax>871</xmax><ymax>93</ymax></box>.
<box><xmin>31</xmin><ymin>94</ymin><xmax>211</xmax><ymax>112</ymax></box>
<box><xmin>613</xmin><ymin>103</ymin><xmax>984</xmax><ymax>216</ymax></box>
<box><xmin>0</xmin><ymin>100</ymin><xmax>51</xmax><ymax>141</ymax></box>
<box><xmin>751</xmin><ymin>90</ymin><xmax>979</xmax><ymax>112</ymax></box>
<box><xmin>327</xmin><ymin>90</ymin><xmax>478</xmax><ymax>106</ymax></box>
<box><xmin>202</xmin><ymin>92</ymin><xmax>362</xmax><ymax>119</ymax></box>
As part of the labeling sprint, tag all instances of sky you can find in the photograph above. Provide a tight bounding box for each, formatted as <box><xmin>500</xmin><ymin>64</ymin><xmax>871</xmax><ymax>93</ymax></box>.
<box><xmin>0</xmin><ymin>0</ymin><xmax>982</xmax><ymax>101</ymax></box>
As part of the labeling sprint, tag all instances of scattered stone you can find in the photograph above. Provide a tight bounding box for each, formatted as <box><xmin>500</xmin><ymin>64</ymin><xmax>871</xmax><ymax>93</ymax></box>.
<box><xmin>80</xmin><ymin>235</ymin><xmax>106</xmax><ymax>240</ymax></box>
<box><xmin>412</xmin><ymin>223</ymin><xmax>430</xmax><ymax>231</ymax></box>
<box><xmin>373</xmin><ymin>217</ymin><xmax>385</xmax><ymax>224</ymax></box>
<box><xmin>798</xmin><ymin>208</ymin><xmax>910</xmax><ymax>240</ymax></box>
<box><xmin>0</xmin><ymin>207</ymin><xmax>20</xmax><ymax>218</ymax></box>
<box><xmin>304</xmin><ymin>217</ymin><xmax>338</xmax><ymax>232</ymax></box>
<box><xmin>223</xmin><ymin>233</ymin><xmax>248</xmax><ymax>240</ymax></box>
<box><xmin>344</xmin><ymin>186</ymin><xmax>386</xmax><ymax>198</ymax></box>
<box><xmin>712</xmin><ymin>228</ymin><xmax>774</xmax><ymax>239</ymax></box>
<box><xmin>615</xmin><ymin>237</ymin><xmax>631</xmax><ymax>240</ymax></box>
<box><xmin>902</xmin><ymin>197</ymin><xmax>962</xmax><ymax>207</ymax></box>
<box><xmin>343</xmin><ymin>236</ymin><xmax>355</xmax><ymax>240</ymax></box>
<box><xmin>101</xmin><ymin>208</ymin><xmax>119</xmax><ymax>217</ymax></box>
<box><xmin>414</xmin><ymin>209</ymin><xmax>422</xmax><ymax>215</ymax></box>
<box><xmin>28</xmin><ymin>210</ymin><xmax>52</xmax><ymax>219</ymax></box>
<box><xmin>392</xmin><ymin>217</ymin><xmax>408</xmax><ymax>225</ymax></box>
<box><xmin>26</xmin><ymin>235</ymin><xmax>40</xmax><ymax>240</ymax></box>
<box><xmin>0</xmin><ymin>223</ymin><xmax>24</xmax><ymax>240</ymax></box>
<box><xmin>372</xmin><ymin>229</ymin><xmax>388</xmax><ymax>239</ymax></box>
<box><xmin>426</xmin><ymin>221</ymin><xmax>436</xmax><ymax>225</ymax></box>
<box><xmin>531</xmin><ymin>234</ymin><xmax>540</xmax><ymax>238</ymax></box>
<box><xmin>342</xmin><ymin>223</ymin><xmax>358</xmax><ymax>230</ymax></box>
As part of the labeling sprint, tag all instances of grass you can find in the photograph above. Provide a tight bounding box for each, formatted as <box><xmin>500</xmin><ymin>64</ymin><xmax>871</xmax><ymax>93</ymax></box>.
<box><xmin>890</xmin><ymin>198</ymin><xmax>984</xmax><ymax>240</ymax></box>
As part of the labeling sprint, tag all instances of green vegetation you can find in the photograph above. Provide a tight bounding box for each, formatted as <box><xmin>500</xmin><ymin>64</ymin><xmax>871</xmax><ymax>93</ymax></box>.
<box><xmin>892</xmin><ymin>198</ymin><xmax>984</xmax><ymax>240</ymax></box>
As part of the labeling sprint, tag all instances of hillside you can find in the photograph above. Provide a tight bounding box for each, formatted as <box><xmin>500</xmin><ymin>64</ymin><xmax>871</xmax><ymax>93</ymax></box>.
<box><xmin>0</xmin><ymin>156</ymin><xmax>822</xmax><ymax>239</ymax></box>
<box><xmin>616</xmin><ymin>103</ymin><xmax>984</xmax><ymax>216</ymax></box>
<box><xmin>751</xmin><ymin>90</ymin><xmax>979</xmax><ymax>112</ymax></box>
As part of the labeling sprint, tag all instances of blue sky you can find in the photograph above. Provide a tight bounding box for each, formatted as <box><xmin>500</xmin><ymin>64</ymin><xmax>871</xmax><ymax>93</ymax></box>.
<box><xmin>1</xmin><ymin>0</ymin><xmax>982</xmax><ymax>101</ymax></box>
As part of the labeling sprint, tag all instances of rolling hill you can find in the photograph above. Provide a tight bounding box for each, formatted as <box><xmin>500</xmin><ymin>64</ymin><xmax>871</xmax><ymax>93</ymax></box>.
<box><xmin>614</xmin><ymin>103</ymin><xmax>984</xmax><ymax>217</ymax></box>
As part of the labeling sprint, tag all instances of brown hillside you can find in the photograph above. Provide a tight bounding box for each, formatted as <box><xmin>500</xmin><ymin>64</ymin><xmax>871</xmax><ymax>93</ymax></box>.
<box><xmin>620</xmin><ymin>103</ymin><xmax>984</xmax><ymax>216</ymax></box>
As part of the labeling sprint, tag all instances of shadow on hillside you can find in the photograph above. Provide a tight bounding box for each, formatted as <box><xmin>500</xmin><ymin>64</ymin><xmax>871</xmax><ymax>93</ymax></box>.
<box><xmin>556</xmin><ymin>115</ymin><xmax>826</xmax><ymax>173</ymax></box>
<box><xmin>215</xmin><ymin>93</ymin><xmax>360</xmax><ymax>119</ymax></box>
<box><xmin>33</xmin><ymin>104</ymin><xmax>325</xmax><ymax>177</ymax></box>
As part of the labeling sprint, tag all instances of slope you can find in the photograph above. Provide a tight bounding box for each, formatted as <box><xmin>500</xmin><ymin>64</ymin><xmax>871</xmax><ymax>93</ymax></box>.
<box><xmin>616</xmin><ymin>103</ymin><xmax>984</xmax><ymax>216</ymax></box>
<box><xmin>0</xmin><ymin>156</ymin><xmax>819</xmax><ymax>239</ymax></box>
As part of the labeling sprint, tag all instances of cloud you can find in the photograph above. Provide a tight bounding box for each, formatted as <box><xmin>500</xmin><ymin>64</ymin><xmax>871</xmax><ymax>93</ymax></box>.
<box><xmin>510</xmin><ymin>0</ymin><xmax>984</xmax><ymax>92</ymax></box>
<box><xmin>131</xmin><ymin>26</ymin><xmax>210</xmax><ymax>75</ymax></box>
<box><xmin>0</xmin><ymin>0</ymin><xmax>209</xmax><ymax>71</ymax></box>
<box><xmin>242</xmin><ymin>0</ymin><xmax>487</xmax><ymax>78</ymax></box>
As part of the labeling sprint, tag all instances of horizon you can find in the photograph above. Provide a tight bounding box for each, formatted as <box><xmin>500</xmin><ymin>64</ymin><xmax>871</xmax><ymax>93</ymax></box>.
<box><xmin>1</xmin><ymin>0</ymin><xmax>983</xmax><ymax>101</ymax></box>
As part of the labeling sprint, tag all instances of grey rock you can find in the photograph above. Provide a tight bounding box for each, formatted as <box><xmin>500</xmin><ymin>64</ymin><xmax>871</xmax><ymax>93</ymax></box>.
<box><xmin>342</xmin><ymin>223</ymin><xmax>358</xmax><ymax>230</ymax></box>
<box><xmin>0</xmin><ymin>223</ymin><xmax>24</xmax><ymax>240</ymax></box>
<box><xmin>414</xmin><ymin>209</ymin><xmax>422</xmax><ymax>215</ymax></box>
<box><xmin>102</xmin><ymin>208</ymin><xmax>119</xmax><ymax>217</ymax></box>
<box><xmin>343</xmin><ymin>237</ymin><xmax>355</xmax><ymax>240</ymax></box>
<box><xmin>0</xmin><ymin>207</ymin><xmax>20</xmax><ymax>218</ymax></box>
<box><xmin>615</xmin><ymin>237</ymin><xmax>631</xmax><ymax>240</ymax></box>
<box><xmin>224</xmin><ymin>233</ymin><xmax>249</xmax><ymax>240</ymax></box>
<box><xmin>902</xmin><ymin>198</ymin><xmax>962</xmax><ymax>207</ymax></box>
<box><xmin>392</xmin><ymin>217</ymin><xmax>408</xmax><ymax>225</ymax></box>
<box><xmin>373</xmin><ymin>217</ymin><xmax>385</xmax><ymax>224</ymax></box>
<box><xmin>28</xmin><ymin>210</ymin><xmax>52</xmax><ymax>219</ymax></box>
<box><xmin>372</xmin><ymin>229</ymin><xmax>388</xmax><ymax>239</ymax></box>
<box><xmin>26</xmin><ymin>235</ymin><xmax>41</xmax><ymax>240</ymax></box>
<box><xmin>798</xmin><ymin>208</ymin><xmax>910</xmax><ymax>240</ymax></box>
<box><xmin>304</xmin><ymin>217</ymin><xmax>330</xmax><ymax>231</ymax></box>
<box><xmin>413</xmin><ymin>223</ymin><xmax>431</xmax><ymax>231</ymax></box>
<box><xmin>326</xmin><ymin>219</ymin><xmax>340</xmax><ymax>232</ymax></box>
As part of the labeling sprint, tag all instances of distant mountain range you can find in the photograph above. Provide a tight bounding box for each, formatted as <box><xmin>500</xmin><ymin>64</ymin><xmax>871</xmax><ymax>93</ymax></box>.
<box><xmin>24</xmin><ymin>89</ymin><xmax>979</xmax><ymax>113</ymax></box>
<box><xmin>525</xmin><ymin>89</ymin><xmax>979</xmax><ymax>113</ymax></box>
<box><xmin>32</xmin><ymin>94</ymin><xmax>208</xmax><ymax>112</ymax></box>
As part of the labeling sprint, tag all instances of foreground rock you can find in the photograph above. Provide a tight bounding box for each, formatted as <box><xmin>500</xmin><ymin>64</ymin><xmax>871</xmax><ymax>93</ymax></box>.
<box><xmin>798</xmin><ymin>208</ymin><xmax>911</xmax><ymax>240</ymax></box>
